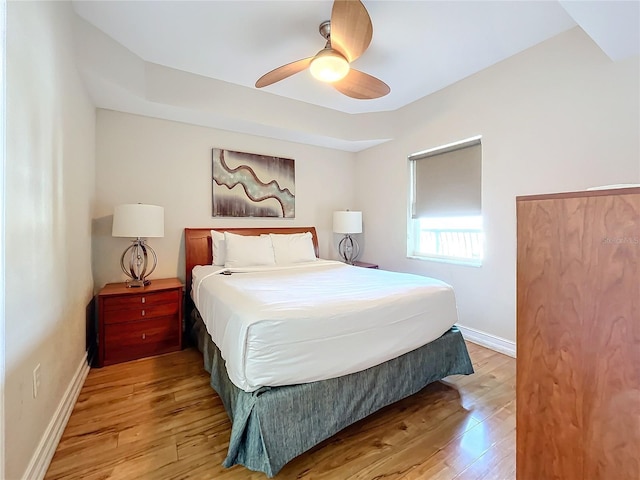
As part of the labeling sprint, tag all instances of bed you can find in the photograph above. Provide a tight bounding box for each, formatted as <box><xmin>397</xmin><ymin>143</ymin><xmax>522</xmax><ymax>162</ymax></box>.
<box><xmin>184</xmin><ymin>227</ymin><xmax>474</xmax><ymax>477</ymax></box>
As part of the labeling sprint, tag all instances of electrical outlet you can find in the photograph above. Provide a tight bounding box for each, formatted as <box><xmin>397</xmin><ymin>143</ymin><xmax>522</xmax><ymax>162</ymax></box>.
<box><xmin>33</xmin><ymin>364</ymin><xmax>41</xmax><ymax>399</ymax></box>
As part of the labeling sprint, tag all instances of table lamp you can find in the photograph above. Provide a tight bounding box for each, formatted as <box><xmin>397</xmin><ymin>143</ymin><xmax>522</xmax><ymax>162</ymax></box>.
<box><xmin>112</xmin><ymin>204</ymin><xmax>164</xmax><ymax>287</ymax></box>
<box><xmin>333</xmin><ymin>210</ymin><xmax>362</xmax><ymax>264</ymax></box>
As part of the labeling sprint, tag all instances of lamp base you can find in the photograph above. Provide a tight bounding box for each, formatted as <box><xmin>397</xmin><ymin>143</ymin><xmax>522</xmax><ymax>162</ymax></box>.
<box><xmin>338</xmin><ymin>234</ymin><xmax>360</xmax><ymax>264</ymax></box>
<box><xmin>125</xmin><ymin>278</ymin><xmax>151</xmax><ymax>288</ymax></box>
<box><xmin>120</xmin><ymin>239</ymin><xmax>158</xmax><ymax>287</ymax></box>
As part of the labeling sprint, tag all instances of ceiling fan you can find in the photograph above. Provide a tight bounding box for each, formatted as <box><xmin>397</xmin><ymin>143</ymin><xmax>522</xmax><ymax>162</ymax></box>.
<box><xmin>255</xmin><ymin>0</ymin><xmax>390</xmax><ymax>100</ymax></box>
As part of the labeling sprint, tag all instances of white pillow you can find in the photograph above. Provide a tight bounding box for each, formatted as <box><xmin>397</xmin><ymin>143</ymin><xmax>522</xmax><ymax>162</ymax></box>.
<box><xmin>211</xmin><ymin>230</ymin><xmax>226</xmax><ymax>266</ymax></box>
<box><xmin>224</xmin><ymin>232</ymin><xmax>276</xmax><ymax>268</ymax></box>
<box><xmin>269</xmin><ymin>232</ymin><xmax>317</xmax><ymax>264</ymax></box>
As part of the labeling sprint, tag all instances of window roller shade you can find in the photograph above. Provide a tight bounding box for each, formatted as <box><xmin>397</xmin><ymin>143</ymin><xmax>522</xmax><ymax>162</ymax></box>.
<box><xmin>411</xmin><ymin>142</ymin><xmax>481</xmax><ymax>218</ymax></box>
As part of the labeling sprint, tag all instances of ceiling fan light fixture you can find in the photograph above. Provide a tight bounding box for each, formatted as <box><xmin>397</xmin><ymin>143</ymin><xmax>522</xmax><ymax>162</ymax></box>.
<box><xmin>310</xmin><ymin>49</ymin><xmax>350</xmax><ymax>83</ymax></box>
<box><xmin>255</xmin><ymin>2</ymin><xmax>388</xmax><ymax>98</ymax></box>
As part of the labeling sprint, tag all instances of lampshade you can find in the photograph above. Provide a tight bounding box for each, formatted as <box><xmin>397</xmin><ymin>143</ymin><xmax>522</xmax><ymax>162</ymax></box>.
<box><xmin>112</xmin><ymin>204</ymin><xmax>164</xmax><ymax>238</ymax></box>
<box><xmin>333</xmin><ymin>211</ymin><xmax>362</xmax><ymax>234</ymax></box>
<box><xmin>310</xmin><ymin>49</ymin><xmax>350</xmax><ymax>83</ymax></box>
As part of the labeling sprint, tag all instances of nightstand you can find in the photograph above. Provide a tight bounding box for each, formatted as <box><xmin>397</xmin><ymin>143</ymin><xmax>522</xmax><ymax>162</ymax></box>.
<box><xmin>97</xmin><ymin>278</ymin><xmax>184</xmax><ymax>367</ymax></box>
<box><xmin>353</xmin><ymin>261</ymin><xmax>379</xmax><ymax>269</ymax></box>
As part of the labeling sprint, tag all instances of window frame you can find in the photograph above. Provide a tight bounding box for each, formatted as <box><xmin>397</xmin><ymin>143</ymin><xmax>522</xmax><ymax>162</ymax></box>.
<box><xmin>407</xmin><ymin>136</ymin><xmax>483</xmax><ymax>267</ymax></box>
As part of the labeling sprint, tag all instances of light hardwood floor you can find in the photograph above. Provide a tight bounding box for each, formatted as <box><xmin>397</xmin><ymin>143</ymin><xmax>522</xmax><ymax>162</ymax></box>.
<box><xmin>45</xmin><ymin>342</ymin><xmax>515</xmax><ymax>480</ymax></box>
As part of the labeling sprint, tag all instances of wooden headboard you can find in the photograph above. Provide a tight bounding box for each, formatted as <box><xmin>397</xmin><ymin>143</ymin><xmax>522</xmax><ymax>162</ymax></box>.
<box><xmin>184</xmin><ymin>227</ymin><xmax>319</xmax><ymax>290</ymax></box>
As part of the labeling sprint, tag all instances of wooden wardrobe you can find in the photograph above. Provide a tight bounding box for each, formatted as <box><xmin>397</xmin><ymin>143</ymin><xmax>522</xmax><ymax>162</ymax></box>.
<box><xmin>516</xmin><ymin>187</ymin><xmax>639</xmax><ymax>480</ymax></box>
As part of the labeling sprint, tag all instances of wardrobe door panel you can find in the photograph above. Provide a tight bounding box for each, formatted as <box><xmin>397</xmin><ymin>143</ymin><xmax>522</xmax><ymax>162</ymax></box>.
<box><xmin>516</xmin><ymin>197</ymin><xmax>586</xmax><ymax>480</ymax></box>
<box><xmin>581</xmin><ymin>193</ymin><xmax>640</xmax><ymax>479</ymax></box>
<box><xmin>517</xmin><ymin>188</ymin><xmax>640</xmax><ymax>480</ymax></box>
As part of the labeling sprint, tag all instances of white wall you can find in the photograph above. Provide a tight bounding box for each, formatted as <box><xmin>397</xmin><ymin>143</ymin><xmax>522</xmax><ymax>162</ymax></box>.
<box><xmin>6</xmin><ymin>2</ymin><xmax>95</xmax><ymax>478</ymax></box>
<box><xmin>0</xmin><ymin>1</ymin><xmax>6</xmax><ymax>477</ymax></box>
<box><xmin>93</xmin><ymin>110</ymin><xmax>357</xmax><ymax>290</ymax></box>
<box><xmin>354</xmin><ymin>27</ymin><xmax>640</xmax><ymax>345</ymax></box>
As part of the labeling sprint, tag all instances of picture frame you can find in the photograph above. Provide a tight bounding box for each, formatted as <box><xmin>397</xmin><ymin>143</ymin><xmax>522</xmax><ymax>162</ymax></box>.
<box><xmin>212</xmin><ymin>148</ymin><xmax>295</xmax><ymax>218</ymax></box>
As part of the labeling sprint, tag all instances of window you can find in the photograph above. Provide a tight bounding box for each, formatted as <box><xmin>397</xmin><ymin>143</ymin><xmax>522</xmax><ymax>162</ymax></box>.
<box><xmin>408</xmin><ymin>136</ymin><xmax>483</xmax><ymax>265</ymax></box>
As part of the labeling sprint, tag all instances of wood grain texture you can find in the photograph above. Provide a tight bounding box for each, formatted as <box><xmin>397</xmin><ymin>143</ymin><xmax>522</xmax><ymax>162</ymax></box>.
<box><xmin>330</xmin><ymin>0</ymin><xmax>373</xmax><ymax>63</ymax></box>
<box><xmin>45</xmin><ymin>342</ymin><xmax>515</xmax><ymax>480</ymax></box>
<box><xmin>582</xmin><ymin>192</ymin><xmax>640</xmax><ymax>479</ymax></box>
<box><xmin>104</xmin><ymin>316</ymin><xmax>180</xmax><ymax>364</ymax></box>
<box><xmin>98</xmin><ymin>278</ymin><xmax>184</xmax><ymax>297</ymax></box>
<box><xmin>97</xmin><ymin>279</ymin><xmax>184</xmax><ymax>367</ymax></box>
<box><xmin>103</xmin><ymin>290</ymin><xmax>180</xmax><ymax>313</ymax></box>
<box><xmin>516</xmin><ymin>189</ymin><xmax>639</xmax><ymax>480</ymax></box>
<box><xmin>516</xmin><ymin>186</ymin><xmax>640</xmax><ymax>202</ymax></box>
<box><xmin>333</xmin><ymin>68</ymin><xmax>390</xmax><ymax>100</ymax></box>
<box><xmin>255</xmin><ymin>57</ymin><xmax>313</xmax><ymax>88</ymax></box>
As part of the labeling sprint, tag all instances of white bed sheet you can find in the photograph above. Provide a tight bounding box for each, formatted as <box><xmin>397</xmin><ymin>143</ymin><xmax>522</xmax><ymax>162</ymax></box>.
<box><xmin>192</xmin><ymin>260</ymin><xmax>459</xmax><ymax>392</ymax></box>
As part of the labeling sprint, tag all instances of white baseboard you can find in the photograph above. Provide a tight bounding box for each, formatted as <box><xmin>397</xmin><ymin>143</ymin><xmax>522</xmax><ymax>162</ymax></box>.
<box><xmin>456</xmin><ymin>324</ymin><xmax>516</xmax><ymax>358</ymax></box>
<box><xmin>22</xmin><ymin>353</ymin><xmax>90</xmax><ymax>480</ymax></box>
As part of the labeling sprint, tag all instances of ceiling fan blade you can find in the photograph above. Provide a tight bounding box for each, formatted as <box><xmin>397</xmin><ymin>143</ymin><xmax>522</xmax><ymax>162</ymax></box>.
<box><xmin>255</xmin><ymin>57</ymin><xmax>314</xmax><ymax>88</ymax></box>
<box><xmin>333</xmin><ymin>68</ymin><xmax>390</xmax><ymax>99</ymax></box>
<box><xmin>330</xmin><ymin>0</ymin><xmax>373</xmax><ymax>63</ymax></box>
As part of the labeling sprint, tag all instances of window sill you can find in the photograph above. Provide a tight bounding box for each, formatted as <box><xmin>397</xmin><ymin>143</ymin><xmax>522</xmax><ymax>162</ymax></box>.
<box><xmin>407</xmin><ymin>255</ymin><xmax>482</xmax><ymax>268</ymax></box>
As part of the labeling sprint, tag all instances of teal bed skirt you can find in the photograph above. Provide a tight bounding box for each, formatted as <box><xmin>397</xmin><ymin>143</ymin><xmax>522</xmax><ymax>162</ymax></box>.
<box><xmin>190</xmin><ymin>309</ymin><xmax>474</xmax><ymax>477</ymax></box>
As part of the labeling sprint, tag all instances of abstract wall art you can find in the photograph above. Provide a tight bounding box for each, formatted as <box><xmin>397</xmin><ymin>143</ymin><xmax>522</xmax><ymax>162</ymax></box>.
<box><xmin>212</xmin><ymin>148</ymin><xmax>295</xmax><ymax>218</ymax></box>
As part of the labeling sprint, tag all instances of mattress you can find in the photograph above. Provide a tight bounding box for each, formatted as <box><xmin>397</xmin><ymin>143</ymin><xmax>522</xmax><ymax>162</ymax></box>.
<box><xmin>192</xmin><ymin>260</ymin><xmax>459</xmax><ymax>392</ymax></box>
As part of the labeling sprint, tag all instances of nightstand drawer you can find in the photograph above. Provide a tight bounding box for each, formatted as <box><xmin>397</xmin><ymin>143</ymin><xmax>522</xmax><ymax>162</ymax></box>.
<box><xmin>96</xmin><ymin>278</ymin><xmax>184</xmax><ymax>367</ymax></box>
<box><xmin>104</xmin><ymin>316</ymin><xmax>180</xmax><ymax>365</ymax></box>
<box><xmin>103</xmin><ymin>289</ymin><xmax>180</xmax><ymax>311</ymax></box>
<box><xmin>103</xmin><ymin>302</ymin><xmax>179</xmax><ymax>325</ymax></box>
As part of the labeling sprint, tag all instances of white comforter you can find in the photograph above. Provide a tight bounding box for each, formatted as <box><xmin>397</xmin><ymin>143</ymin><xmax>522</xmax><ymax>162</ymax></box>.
<box><xmin>192</xmin><ymin>260</ymin><xmax>458</xmax><ymax>392</ymax></box>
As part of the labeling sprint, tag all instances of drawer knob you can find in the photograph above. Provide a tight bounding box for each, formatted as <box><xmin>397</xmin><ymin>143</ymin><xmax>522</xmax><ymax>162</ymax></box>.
<box><xmin>141</xmin><ymin>297</ymin><xmax>146</xmax><ymax>304</ymax></box>
<box><xmin>142</xmin><ymin>333</ymin><xmax>146</xmax><ymax>340</ymax></box>
<box><xmin>141</xmin><ymin>310</ymin><xmax>145</xmax><ymax>316</ymax></box>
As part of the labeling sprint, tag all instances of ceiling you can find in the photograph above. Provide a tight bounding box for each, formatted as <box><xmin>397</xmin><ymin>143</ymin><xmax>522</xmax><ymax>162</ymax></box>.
<box><xmin>71</xmin><ymin>0</ymin><xmax>639</xmax><ymax>151</ymax></box>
